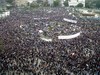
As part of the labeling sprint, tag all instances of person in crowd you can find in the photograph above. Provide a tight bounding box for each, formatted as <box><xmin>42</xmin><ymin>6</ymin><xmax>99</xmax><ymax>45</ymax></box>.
<box><xmin>0</xmin><ymin>7</ymin><xmax>99</xmax><ymax>75</ymax></box>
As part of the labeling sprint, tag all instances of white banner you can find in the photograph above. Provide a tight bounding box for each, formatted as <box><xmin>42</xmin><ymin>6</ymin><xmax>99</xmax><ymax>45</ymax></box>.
<box><xmin>58</xmin><ymin>32</ymin><xmax>81</xmax><ymax>40</ymax></box>
<box><xmin>41</xmin><ymin>37</ymin><xmax>52</xmax><ymax>42</ymax></box>
<box><xmin>63</xmin><ymin>18</ymin><xmax>77</xmax><ymax>23</ymax></box>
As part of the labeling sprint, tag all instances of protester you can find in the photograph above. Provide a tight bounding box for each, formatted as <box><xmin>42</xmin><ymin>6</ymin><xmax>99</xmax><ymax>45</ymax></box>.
<box><xmin>0</xmin><ymin>7</ymin><xmax>100</xmax><ymax>75</ymax></box>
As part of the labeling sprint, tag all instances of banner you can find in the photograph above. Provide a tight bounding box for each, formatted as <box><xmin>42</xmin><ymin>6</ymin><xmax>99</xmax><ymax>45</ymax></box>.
<box><xmin>58</xmin><ymin>32</ymin><xmax>81</xmax><ymax>40</ymax></box>
<box><xmin>63</xmin><ymin>18</ymin><xmax>77</xmax><ymax>23</ymax></box>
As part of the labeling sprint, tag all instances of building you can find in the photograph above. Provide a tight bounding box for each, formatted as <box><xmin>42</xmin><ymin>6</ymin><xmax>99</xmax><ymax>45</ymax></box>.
<box><xmin>68</xmin><ymin>0</ymin><xmax>85</xmax><ymax>7</ymax></box>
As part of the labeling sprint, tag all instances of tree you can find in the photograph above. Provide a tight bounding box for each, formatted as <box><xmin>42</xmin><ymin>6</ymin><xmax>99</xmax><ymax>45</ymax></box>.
<box><xmin>43</xmin><ymin>0</ymin><xmax>50</xmax><ymax>7</ymax></box>
<box><xmin>95</xmin><ymin>0</ymin><xmax>100</xmax><ymax>8</ymax></box>
<box><xmin>76</xmin><ymin>3</ymin><xmax>83</xmax><ymax>7</ymax></box>
<box><xmin>63</xmin><ymin>0</ymin><xmax>69</xmax><ymax>7</ymax></box>
<box><xmin>85</xmin><ymin>2</ymin><xmax>91</xmax><ymax>8</ymax></box>
<box><xmin>0</xmin><ymin>0</ymin><xmax>6</xmax><ymax>7</ymax></box>
<box><xmin>30</xmin><ymin>2</ymin><xmax>39</xmax><ymax>8</ymax></box>
<box><xmin>53</xmin><ymin>0</ymin><xmax>60</xmax><ymax>7</ymax></box>
<box><xmin>6</xmin><ymin>0</ymin><xmax>14</xmax><ymax>6</ymax></box>
<box><xmin>6</xmin><ymin>0</ymin><xmax>14</xmax><ymax>9</ymax></box>
<box><xmin>37</xmin><ymin>0</ymin><xmax>43</xmax><ymax>3</ymax></box>
<box><xmin>6</xmin><ymin>0</ymin><xmax>13</xmax><ymax>4</ymax></box>
<box><xmin>0</xmin><ymin>0</ymin><xmax>7</xmax><ymax>11</ymax></box>
<box><xmin>85</xmin><ymin>0</ymin><xmax>100</xmax><ymax>8</ymax></box>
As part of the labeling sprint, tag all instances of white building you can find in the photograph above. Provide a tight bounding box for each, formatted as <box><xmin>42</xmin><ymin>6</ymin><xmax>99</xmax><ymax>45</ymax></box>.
<box><xmin>68</xmin><ymin>0</ymin><xmax>85</xmax><ymax>7</ymax></box>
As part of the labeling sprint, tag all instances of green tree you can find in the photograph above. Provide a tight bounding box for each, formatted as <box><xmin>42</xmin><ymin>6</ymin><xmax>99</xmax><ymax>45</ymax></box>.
<box><xmin>76</xmin><ymin>3</ymin><xmax>83</xmax><ymax>7</ymax></box>
<box><xmin>37</xmin><ymin>0</ymin><xmax>43</xmax><ymax>3</ymax></box>
<box><xmin>6</xmin><ymin>0</ymin><xmax>14</xmax><ymax>9</ymax></box>
<box><xmin>85</xmin><ymin>2</ymin><xmax>91</xmax><ymax>8</ymax></box>
<box><xmin>53</xmin><ymin>0</ymin><xmax>60</xmax><ymax>7</ymax></box>
<box><xmin>85</xmin><ymin>0</ymin><xmax>100</xmax><ymax>8</ymax></box>
<box><xmin>30</xmin><ymin>2</ymin><xmax>39</xmax><ymax>8</ymax></box>
<box><xmin>6</xmin><ymin>0</ymin><xmax>13</xmax><ymax>4</ymax></box>
<box><xmin>95</xmin><ymin>0</ymin><xmax>100</xmax><ymax>8</ymax></box>
<box><xmin>63</xmin><ymin>0</ymin><xmax>69</xmax><ymax>7</ymax></box>
<box><xmin>43</xmin><ymin>0</ymin><xmax>50</xmax><ymax>7</ymax></box>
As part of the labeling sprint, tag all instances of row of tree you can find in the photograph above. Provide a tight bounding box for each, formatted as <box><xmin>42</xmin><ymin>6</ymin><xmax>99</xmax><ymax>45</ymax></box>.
<box><xmin>53</xmin><ymin>0</ymin><xmax>100</xmax><ymax>8</ymax></box>
<box><xmin>26</xmin><ymin>0</ymin><xmax>100</xmax><ymax>8</ymax></box>
<box><xmin>29</xmin><ymin>0</ymin><xmax>68</xmax><ymax>8</ymax></box>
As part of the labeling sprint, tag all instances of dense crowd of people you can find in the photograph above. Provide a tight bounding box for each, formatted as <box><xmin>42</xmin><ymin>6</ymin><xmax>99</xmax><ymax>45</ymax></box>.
<box><xmin>0</xmin><ymin>7</ymin><xmax>100</xmax><ymax>75</ymax></box>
